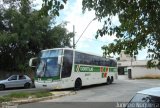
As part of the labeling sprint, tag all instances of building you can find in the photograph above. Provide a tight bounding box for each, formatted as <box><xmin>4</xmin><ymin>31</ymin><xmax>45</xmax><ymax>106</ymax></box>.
<box><xmin>118</xmin><ymin>51</ymin><xmax>160</xmax><ymax>79</ymax></box>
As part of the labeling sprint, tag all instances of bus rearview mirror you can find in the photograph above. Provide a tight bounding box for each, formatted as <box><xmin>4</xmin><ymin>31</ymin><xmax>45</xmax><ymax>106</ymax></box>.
<box><xmin>29</xmin><ymin>57</ymin><xmax>37</xmax><ymax>67</ymax></box>
<box><xmin>58</xmin><ymin>56</ymin><xmax>62</xmax><ymax>65</ymax></box>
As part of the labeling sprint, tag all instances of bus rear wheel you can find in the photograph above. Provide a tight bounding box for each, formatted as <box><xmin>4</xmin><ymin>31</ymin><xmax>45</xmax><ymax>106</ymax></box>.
<box><xmin>110</xmin><ymin>76</ymin><xmax>114</xmax><ymax>84</ymax></box>
<box><xmin>74</xmin><ymin>78</ymin><xmax>82</xmax><ymax>91</ymax></box>
<box><xmin>106</xmin><ymin>77</ymin><xmax>111</xmax><ymax>85</ymax></box>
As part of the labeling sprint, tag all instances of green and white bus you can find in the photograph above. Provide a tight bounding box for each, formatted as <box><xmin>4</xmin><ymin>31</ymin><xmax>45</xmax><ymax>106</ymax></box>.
<box><xmin>29</xmin><ymin>48</ymin><xmax>118</xmax><ymax>90</ymax></box>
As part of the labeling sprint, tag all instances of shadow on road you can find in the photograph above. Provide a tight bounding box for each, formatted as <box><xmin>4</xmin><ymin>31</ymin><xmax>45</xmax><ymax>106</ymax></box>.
<box><xmin>50</xmin><ymin>82</ymin><xmax>116</xmax><ymax>92</ymax></box>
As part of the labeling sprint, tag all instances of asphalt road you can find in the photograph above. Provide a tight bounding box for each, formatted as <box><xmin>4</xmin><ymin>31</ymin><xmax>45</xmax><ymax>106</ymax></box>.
<box><xmin>18</xmin><ymin>79</ymin><xmax>160</xmax><ymax>108</ymax></box>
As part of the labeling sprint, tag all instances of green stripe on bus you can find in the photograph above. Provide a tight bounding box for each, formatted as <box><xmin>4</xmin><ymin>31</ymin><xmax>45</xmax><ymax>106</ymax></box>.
<box><xmin>109</xmin><ymin>67</ymin><xmax>117</xmax><ymax>72</ymax></box>
<box><xmin>74</xmin><ymin>64</ymin><xmax>117</xmax><ymax>72</ymax></box>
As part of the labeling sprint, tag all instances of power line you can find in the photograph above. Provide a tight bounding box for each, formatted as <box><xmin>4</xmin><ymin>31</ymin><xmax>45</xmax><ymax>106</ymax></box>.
<box><xmin>76</xmin><ymin>36</ymin><xmax>111</xmax><ymax>45</ymax></box>
<box><xmin>75</xmin><ymin>17</ymin><xmax>97</xmax><ymax>47</ymax></box>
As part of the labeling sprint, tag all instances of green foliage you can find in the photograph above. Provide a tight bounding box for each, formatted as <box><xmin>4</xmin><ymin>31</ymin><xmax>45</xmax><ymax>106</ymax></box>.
<box><xmin>82</xmin><ymin>0</ymin><xmax>160</xmax><ymax>67</ymax></box>
<box><xmin>0</xmin><ymin>0</ymin><xmax>73</xmax><ymax>71</ymax></box>
<box><xmin>40</xmin><ymin>0</ymin><xmax>67</xmax><ymax>16</ymax></box>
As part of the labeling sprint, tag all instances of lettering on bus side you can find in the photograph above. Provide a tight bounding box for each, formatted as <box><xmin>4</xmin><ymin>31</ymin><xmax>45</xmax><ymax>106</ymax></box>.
<box><xmin>75</xmin><ymin>64</ymin><xmax>110</xmax><ymax>73</ymax></box>
<box><xmin>75</xmin><ymin>65</ymin><xmax>94</xmax><ymax>72</ymax></box>
<box><xmin>80</xmin><ymin>66</ymin><xmax>93</xmax><ymax>72</ymax></box>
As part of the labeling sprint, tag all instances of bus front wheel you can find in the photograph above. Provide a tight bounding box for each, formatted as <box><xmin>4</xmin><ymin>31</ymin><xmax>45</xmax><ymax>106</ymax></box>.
<box><xmin>74</xmin><ymin>78</ymin><xmax>82</xmax><ymax>91</ymax></box>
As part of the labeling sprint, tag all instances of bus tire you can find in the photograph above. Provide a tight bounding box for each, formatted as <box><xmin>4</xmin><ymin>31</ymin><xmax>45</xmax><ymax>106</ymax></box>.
<box><xmin>0</xmin><ymin>84</ymin><xmax>5</xmax><ymax>90</ymax></box>
<box><xmin>106</xmin><ymin>77</ymin><xmax>111</xmax><ymax>85</ymax></box>
<box><xmin>110</xmin><ymin>76</ymin><xmax>114</xmax><ymax>84</ymax></box>
<box><xmin>74</xmin><ymin>78</ymin><xmax>82</xmax><ymax>91</ymax></box>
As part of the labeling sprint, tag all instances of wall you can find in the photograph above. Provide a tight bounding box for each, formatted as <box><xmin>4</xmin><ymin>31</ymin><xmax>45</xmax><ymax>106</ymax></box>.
<box><xmin>119</xmin><ymin>50</ymin><xmax>135</xmax><ymax>61</ymax></box>
<box><xmin>118</xmin><ymin>60</ymin><xmax>147</xmax><ymax>67</ymax></box>
<box><xmin>128</xmin><ymin>67</ymin><xmax>160</xmax><ymax>78</ymax></box>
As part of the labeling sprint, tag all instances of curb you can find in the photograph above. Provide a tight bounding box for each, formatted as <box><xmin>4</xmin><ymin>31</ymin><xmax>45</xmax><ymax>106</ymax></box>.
<box><xmin>1</xmin><ymin>91</ymin><xmax>76</xmax><ymax>107</ymax></box>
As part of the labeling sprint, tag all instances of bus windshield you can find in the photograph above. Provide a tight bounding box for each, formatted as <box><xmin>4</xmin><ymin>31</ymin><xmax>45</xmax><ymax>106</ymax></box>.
<box><xmin>36</xmin><ymin>49</ymin><xmax>62</xmax><ymax>78</ymax></box>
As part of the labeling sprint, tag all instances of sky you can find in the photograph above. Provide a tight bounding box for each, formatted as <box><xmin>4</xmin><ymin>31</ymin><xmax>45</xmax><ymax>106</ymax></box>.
<box><xmin>34</xmin><ymin>0</ymin><xmax>148</xmax><ymax>60</ymax></box>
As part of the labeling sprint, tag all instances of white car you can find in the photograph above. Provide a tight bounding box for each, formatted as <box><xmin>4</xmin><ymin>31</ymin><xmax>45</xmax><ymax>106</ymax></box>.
<box><xmin>126</xmin><ymin>87</ymin><xmax>160</xmax><ymax>108</ymax></box>
<box><xmin>0</xmin><ymin>75</ymin><xmax>32</xmax><ymax>90</ymax></box>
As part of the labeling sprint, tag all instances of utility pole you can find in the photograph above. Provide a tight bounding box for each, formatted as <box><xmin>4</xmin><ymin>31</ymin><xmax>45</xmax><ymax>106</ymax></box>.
<box><xmin>73</xmin><ymin>25</ymin><xmax>75</xmax><ymax>49</ymax></box>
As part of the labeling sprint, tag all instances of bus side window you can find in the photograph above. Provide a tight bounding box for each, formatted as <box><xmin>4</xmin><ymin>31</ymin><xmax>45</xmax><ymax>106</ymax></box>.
<box><xmin>61</xmin><ymin>50</ymin><xmax>73</xmax><ymax>78</ymax></box>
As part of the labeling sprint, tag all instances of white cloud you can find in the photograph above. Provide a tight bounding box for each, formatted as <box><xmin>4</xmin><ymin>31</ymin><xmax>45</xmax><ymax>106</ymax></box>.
<box><xmin>33</xmin><ymin>0</ymin><xmax>148</xmax><ymax>60</ymax></box>
<box><xmin>32</xmin><ymin>0</ymin><xmax>43</xmax><ymax>10</ymax></box>
<box><xmin>57</xmin><ymin>0</ymin><xmax>118</xmax><ymax>56</ymax></box>
<box><xmin>137</xmin><ymin>48</ymin><xmax>148</xmax><ymax>60</ymax></box>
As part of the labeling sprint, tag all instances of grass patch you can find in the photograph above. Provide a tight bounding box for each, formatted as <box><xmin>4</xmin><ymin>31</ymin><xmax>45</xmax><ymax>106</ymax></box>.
<box><xmin>7</xmin><ymin>92</ymin><xmax>30</xmax><ymax>98</ymax></box>
<box><xmin>0</xmin><ymin>96</ymin><xmax>12</xmax><ymax>103</ymax></box>
<box><xmin>34</xmin><ymin>91</ymin><xmax>52</xmax><ymax>98</ymax></box>
<box><xmin>0</xmin><ymin>91</ymin><xmax>52</xmax><ymax>103</ymax></box>
<box><xmin>136</xmin><ymin>74</ymin><xmax>160</xmax><ymax>79</ymax></box>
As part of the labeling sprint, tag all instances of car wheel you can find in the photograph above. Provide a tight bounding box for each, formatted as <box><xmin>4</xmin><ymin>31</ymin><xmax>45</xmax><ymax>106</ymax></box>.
<box><xmin>0</xmin><ymin>84</ymin><xmax>5</xmax><ymax>90</ymax></box>
<box><xmin>74</xmin><ymin>78</ymin><xmax>82</xmax><ymax>91</ymax></box>
<box><xmin>24</xmin><ymin>83</ymin><xmax>31</xmax><ymax>89</ymax></box>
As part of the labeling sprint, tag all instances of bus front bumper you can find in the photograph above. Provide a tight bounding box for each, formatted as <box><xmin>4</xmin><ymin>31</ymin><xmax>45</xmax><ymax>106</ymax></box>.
<box><xmin>35</xmin><ymin>81</ymin><xmax>62</xmax><ymax>90</ymax></box>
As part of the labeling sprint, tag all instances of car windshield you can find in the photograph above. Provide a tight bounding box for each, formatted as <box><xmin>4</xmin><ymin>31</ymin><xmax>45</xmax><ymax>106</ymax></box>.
<box><xmin>126</xmin><ymin>93</ymin><xmax>160</xmax><ymax>108</ymax></box>
<box><xmin>36</xmin><ymin>49</ymin><xmax>62</xmax><ymax>78</ymax></box>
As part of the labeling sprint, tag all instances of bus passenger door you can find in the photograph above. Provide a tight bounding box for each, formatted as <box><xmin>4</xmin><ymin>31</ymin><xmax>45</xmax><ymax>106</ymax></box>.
<box><xmin>61</xmin><ymin>50</ymin><xmax>73</xmax><ymax>88</ymax></box>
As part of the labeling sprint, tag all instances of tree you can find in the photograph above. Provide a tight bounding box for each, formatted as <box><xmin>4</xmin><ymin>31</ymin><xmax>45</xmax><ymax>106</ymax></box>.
<box><xmin>40</xmin><ymin>0</ymin><xmax>67</xmax><ymax>16</ymax></box>
<box><xmin>82</xmin><ymin>0</ymin><xmax>160</xmax><ymax>67</ymax></box>
<box><xmin>0</xmin><ymin>0</ymin><xmax>73</xmax><ymax>72</ymax></box>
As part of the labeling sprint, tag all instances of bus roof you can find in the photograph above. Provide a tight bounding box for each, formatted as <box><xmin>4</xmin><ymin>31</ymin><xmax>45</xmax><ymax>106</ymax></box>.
<box><xmin>42</xmin><ymin>47</ymin><xmax>72</xmax><ymax>51</ymax></box>
<box><xmin>41</xmin><ymin>48</ymin><xmax>116</xmax><ymax>61</ymax></box>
